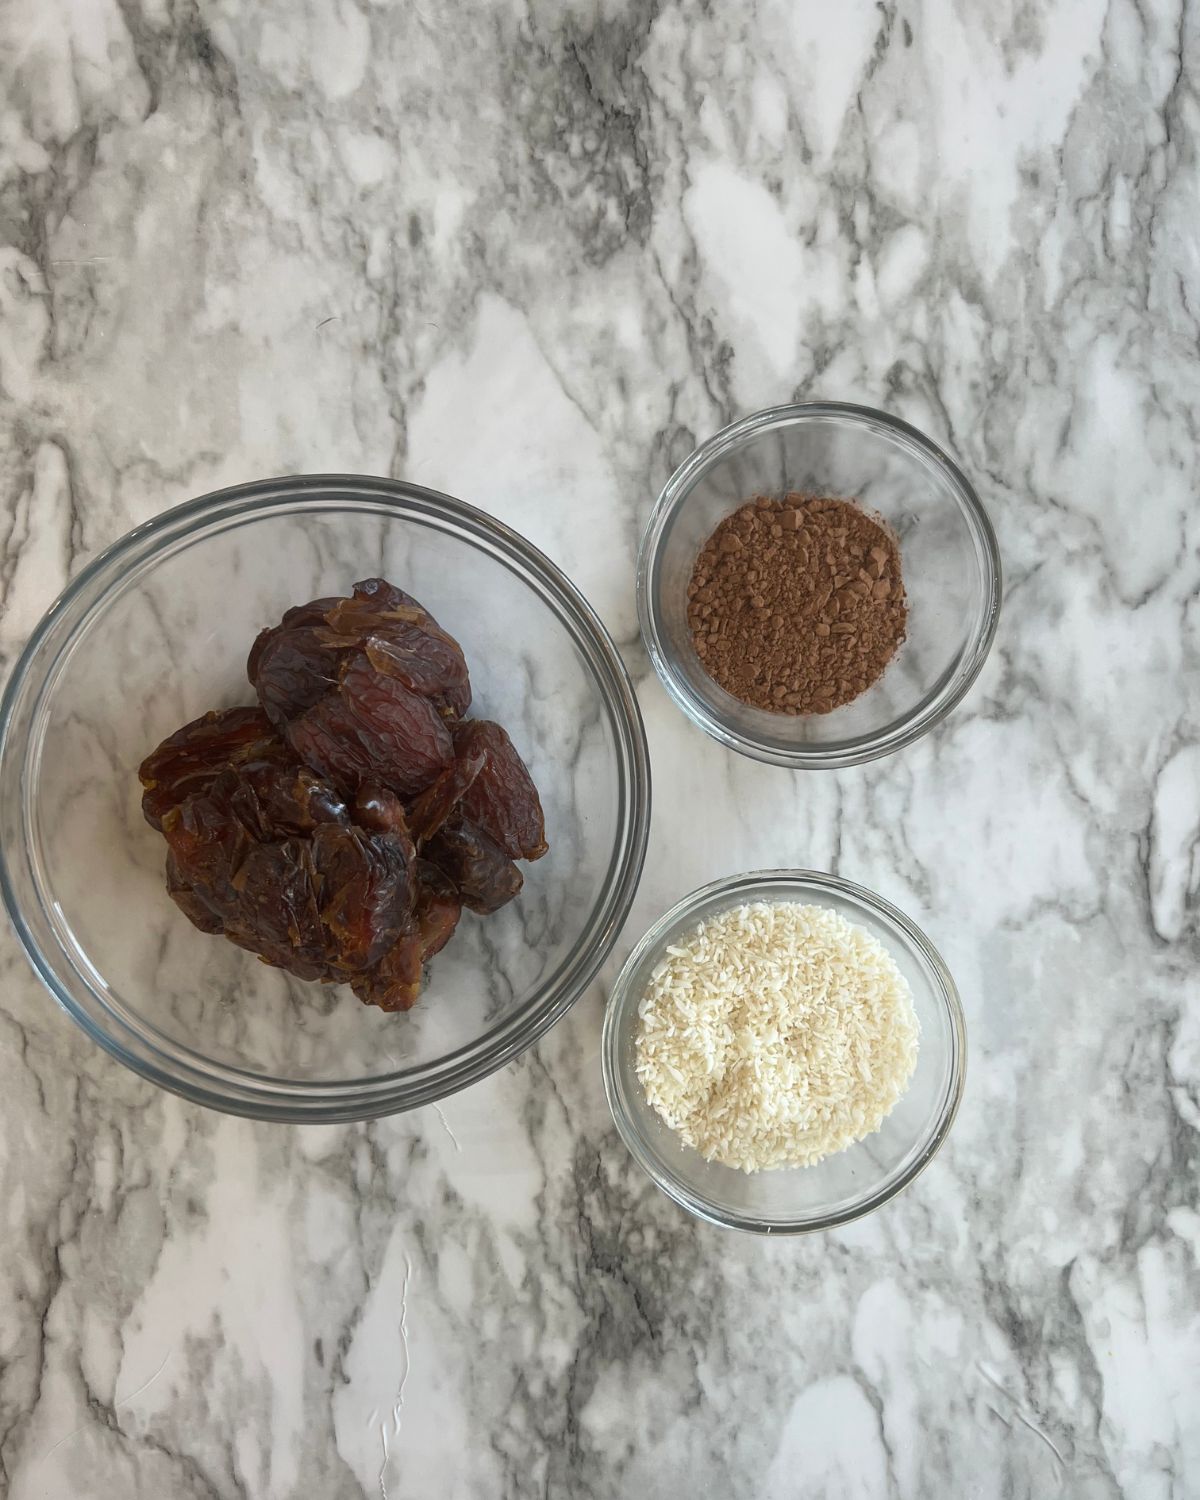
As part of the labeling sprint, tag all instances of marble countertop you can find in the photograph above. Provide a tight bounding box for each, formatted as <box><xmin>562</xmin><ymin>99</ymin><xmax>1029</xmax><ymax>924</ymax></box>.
<box><xmin>2</xmin><ymin>1</ymin><xmax>1197</xmax><ymax>1496</ymax></box>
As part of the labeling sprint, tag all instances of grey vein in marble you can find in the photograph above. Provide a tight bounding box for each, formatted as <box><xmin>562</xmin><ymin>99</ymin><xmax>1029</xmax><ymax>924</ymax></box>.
<box><xmin>1</xmin><ymin>0</ymin><xmax>1199</xmax><ymax>1497</ymax></box>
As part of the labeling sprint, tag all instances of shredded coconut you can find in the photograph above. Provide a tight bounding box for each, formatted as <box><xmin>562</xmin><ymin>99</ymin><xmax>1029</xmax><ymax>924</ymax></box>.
<box><xmin>634</xmin><ymin>901</ymin><xmax>919</xmax><ymax>1172</ymax></box>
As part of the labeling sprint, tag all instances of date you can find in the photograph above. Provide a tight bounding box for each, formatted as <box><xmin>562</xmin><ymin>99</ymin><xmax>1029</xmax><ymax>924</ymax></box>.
<box><xmin>139</xmin><ymin>706</ymin><xmax>275</xmax><ymax>828</ymax></box>
<box><xmin>286</xmin><ymin>655</ymin><xmax>454</xmax><ymax>796</ymax></box>
<box><xmin>452</xmin><ymin>720</ymin><xmax>548</xmax><ymax>861</ymax></box>
<box><xmin>425</xmin><ymin>816</ymin><xmax>524</xmax><ymax>915</ymax></box>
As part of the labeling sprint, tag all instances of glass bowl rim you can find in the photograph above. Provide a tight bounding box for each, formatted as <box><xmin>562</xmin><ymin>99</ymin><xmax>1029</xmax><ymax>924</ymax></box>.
<box><xmin>636</xmin><ymin>400</ymin><xmax>1003</xmax><ymax>769</ymax></box>
<box><xmin>0</xmin><ymin>473</ymin><xmax>652</xmax><ymax>1122</ymax></box>
<box><xmin>601</xmin><ymin>867</ymin><xmax>967</xmax><ymax>1234</ymax></box>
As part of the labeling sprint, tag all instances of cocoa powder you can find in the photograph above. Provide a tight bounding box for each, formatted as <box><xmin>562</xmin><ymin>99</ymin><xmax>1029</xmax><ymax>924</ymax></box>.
<box><xmin>686</xmin><ymin>494</ymin><xmax>907</xmax><ymax>715</ymax></box>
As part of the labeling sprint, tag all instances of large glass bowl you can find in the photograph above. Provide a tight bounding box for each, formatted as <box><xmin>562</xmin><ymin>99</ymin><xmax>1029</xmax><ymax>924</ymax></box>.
<box><xmin>0</xmin><ymin>476</ymin><xmax>650</xmax><ymax>1121</ymax></box>
<box><xmin>602</xmin><ymin>870</ymin><xmax>965</xmax><ymax>1233</ymax></box>
<box><xmin>638</xmin><ymin>402</ymin><xmax>1001</xmax><ymax>768</ymax></box>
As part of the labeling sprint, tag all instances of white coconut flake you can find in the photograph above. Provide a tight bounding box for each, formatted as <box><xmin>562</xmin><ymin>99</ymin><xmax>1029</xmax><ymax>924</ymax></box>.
<box><xmin>634</xmin><ymin>901</ymin><xmax>919</xmax><ymax>1172</ymax></box>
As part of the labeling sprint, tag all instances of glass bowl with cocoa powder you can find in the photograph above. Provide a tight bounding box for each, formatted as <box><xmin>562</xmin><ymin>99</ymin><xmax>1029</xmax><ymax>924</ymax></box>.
<box><xmin>638</xmin><ymin>403</ymin><xmax>1001</xmax><ymax>768</ymax></box>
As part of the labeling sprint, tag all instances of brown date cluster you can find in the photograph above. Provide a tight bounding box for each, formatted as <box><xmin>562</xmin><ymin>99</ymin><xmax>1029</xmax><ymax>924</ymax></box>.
<box><xmin>139</xmin><ymin>579</ymin><xmax>547</xmax><ymax>1012</ymax></box>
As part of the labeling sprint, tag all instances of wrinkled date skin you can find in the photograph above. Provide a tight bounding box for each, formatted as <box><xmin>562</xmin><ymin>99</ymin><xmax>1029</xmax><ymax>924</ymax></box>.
<box><xmin>250</xmin><ymin>577</ymin><xmax>471</xmax><ymax>734</ymax></box>
<box><xmin>425</xmin><ymin>817</ymin><xmax>524</xmax><ymax>914</ymax></box>
<box><xmin>139</xmin><ymin>579</ymin><xmax>547</xmax><ymax>1013</ymax></box>
<box><xmin>287</xmin><ymin>656</ymin><xmax>454</xmax><ymax>797</ymax></box>
<box><xmin>451</xmin><ymin>719</ymin><xmax>548</xmax><ymax>861</ymax></box>
<box><xmin>140</xmin><ymin>706</ymin><xmax>276</xmax><ymax>829</ymax></box>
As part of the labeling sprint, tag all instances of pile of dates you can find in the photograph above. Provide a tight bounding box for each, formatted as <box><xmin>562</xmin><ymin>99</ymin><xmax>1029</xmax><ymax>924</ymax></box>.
<box><xmin>139</xmin><ymin>579</ymin><xmax>547</xmax><ymax>1011</ymax></box>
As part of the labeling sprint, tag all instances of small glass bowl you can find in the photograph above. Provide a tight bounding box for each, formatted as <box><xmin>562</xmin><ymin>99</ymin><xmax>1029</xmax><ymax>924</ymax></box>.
<box><xmin>602</xmin><ymin>870</ymin><xmax>965</xmax><ymax>1234</ymax></box>
<box><xmin>638</xmin><ymin>402</ymin><xmax>1001</xmax><ymax>768</ymax></box>
<box><xmin>0</xmin><ymin>476</ymin><xmax>651</xmax><ymax>1121</ymax></box>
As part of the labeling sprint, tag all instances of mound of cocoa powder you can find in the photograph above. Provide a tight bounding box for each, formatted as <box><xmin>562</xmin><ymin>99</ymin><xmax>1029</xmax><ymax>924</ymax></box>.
<box><xmin>686</xmin><ymin>494</ymin><xmax>907</xmax><ymax>715</ymax></box>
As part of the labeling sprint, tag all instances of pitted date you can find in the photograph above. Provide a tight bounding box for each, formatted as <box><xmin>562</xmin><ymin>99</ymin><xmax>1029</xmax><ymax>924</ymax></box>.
<box><xmin>286</xmin><ymin>655</ymin><xmax>454</xmax><ymax>796</ymax></box>
<box><xmin>452</xmin><ymin>719</ymin><xmax>548</xmax><ymax>861</ymax></box>
<box><xmin>425</xmin><ymin>817</ymin><xmax>524</xmax><ymax>915</ymax></box>
<box><xmin>249</xmin><ymin>577</ymin><xmax>471</xmax><ymax>736</ymax></box>
<box><xmin>140</xmin><ymin>706</ymin><xmax>275</xmax><ymax>828</ymax></box>
<box><xmin>412</xmin><ymin>859</ymin><xmax>462</xmax><ymax>957</ymax></box>
<box><xmin>405</xmin><ymin>745</ymin><xmax>486</xmax><ymax>845</ymax></box>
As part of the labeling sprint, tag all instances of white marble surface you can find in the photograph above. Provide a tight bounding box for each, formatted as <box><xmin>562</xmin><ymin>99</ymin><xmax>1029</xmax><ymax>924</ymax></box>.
<box><xmin>1</xmin><ymin>1</ymin><xmax>1198</xmax><ymax>1496</ymax></box>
